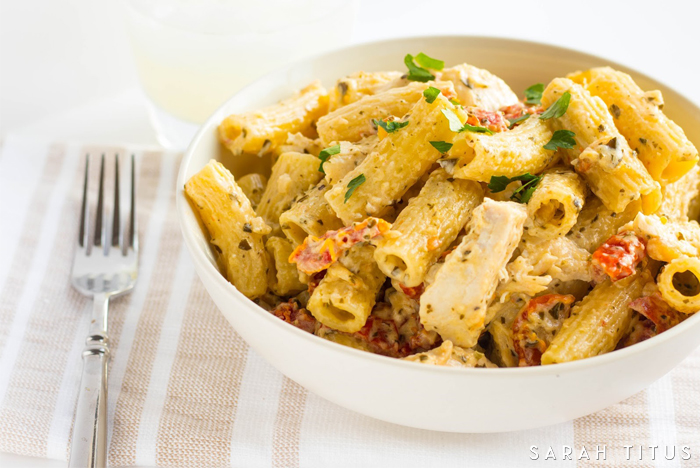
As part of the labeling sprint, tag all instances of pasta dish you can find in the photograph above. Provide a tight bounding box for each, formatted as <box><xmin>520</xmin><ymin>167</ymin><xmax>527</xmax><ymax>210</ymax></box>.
<box><xmin>184</xmin><ymin>53</ymin><xmax>699</xmax><ymax>368</ymax></box>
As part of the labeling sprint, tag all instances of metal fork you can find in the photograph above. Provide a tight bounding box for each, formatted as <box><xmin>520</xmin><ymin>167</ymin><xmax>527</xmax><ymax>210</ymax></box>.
<box><xmin>68</xmin><ymin>154</ymin><xmax>138</xmax><ymax>468</ymax></box>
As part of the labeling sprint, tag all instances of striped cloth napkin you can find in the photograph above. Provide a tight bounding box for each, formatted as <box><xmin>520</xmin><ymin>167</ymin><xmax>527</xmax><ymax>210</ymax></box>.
<box><xmin>0</xmin><ymin>135</ymin><xmax>698</xmax><ymax>468</ymax></box>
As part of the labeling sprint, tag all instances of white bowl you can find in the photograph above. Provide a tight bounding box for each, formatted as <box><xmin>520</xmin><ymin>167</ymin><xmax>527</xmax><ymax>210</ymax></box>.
<box><xmin>176</xmin><ymin>36</ymin><xmax>700</xmax><ymax>433</ymax></box>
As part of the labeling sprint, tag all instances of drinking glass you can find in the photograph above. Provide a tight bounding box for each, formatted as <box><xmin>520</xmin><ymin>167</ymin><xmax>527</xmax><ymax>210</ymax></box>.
<box><xmin>123</xmin><ymin>0</ymin><xmax>358</xmax><ymax>150</ymax></box>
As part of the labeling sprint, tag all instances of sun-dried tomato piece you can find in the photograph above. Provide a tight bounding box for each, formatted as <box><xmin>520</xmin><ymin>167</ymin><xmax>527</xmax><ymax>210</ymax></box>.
<box><xmin>465</xmin><ymin>107</ymin><xmax>509</xmax><ymax>133</ymax></box>
<box><xmin>629</xmin><ymin>294</ymin><xmax>684</xmax><ymax>334</ymax></box>
<box><xmin>618</xmin><ymin>293</ymin><xmax>685</xmax><ymax>348</ymax></box>
<box><xmin>272</xmin><ymin>300</ymin><xmax>318</xmax><ymax>334</ymax></box>
<box><xmin>592</xmin><ymin>232</ymin><xmax>646</xmax><ymax>283</ymax></box>
<box><xmin>512</xmin><ymin>294</ymin><xmax>575</xmax><ymax>367</ymax></box>
<box><xmin>289</xmin><ymin>217</ymin><xmax>391</xmax><ymax>274</ymax></box>
<box><xmin>499</xmin><ymin>102</ymin><xmax>543</xmax><ymax>124</ymax></box>
<box><xmin>399</xmin><ymin>282</ymin><xmax>424</xmax><ymax>300</ymax></box>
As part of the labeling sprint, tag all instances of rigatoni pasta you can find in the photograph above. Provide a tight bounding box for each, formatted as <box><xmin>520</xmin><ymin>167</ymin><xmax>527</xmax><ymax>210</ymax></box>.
<box><xmin>219</xmin><ymin>81</ymin><xmax>329</xmax><ymax>157</ymax></box>
<box><xmin>186</xmin><ymin>53</ymin><xmax>700</xmax><ymax>369</ymax></box>
<box><xmin>525</xmin><ymin>168</ymin><xmax>587</xmax><ymax>239</ymax></box>
<box><xmin>307</xmin><ymin>244</ymin><xmax>386</xmax><ymax>333</ymax></box>
<box><xmin>374</xmin><ymin>169</ymin><xmax>483</xmax><ymax>287</ymax></box>
<box><xmin>541</xmin><ymin>78</ymin><xmax>661</xmax><ymax>214</ymax></box>
<box><xmin>325</xmin><ymin>91</ymin><xmax>462</xmax><ymax>224</ymax></box>
<box><xmin>257</xmin><ymin>151</ymin><xmax>324</xmax><ymax>233</ymax></box>
<box><xmin>184</xmin><ymin>160</ymin><xmax>271</xmax><ymax>299</ymax></box>
<box><xmin>541</xmin><ymin>272</ymin><xmax>648</xmax><ymax>364</ymax></box>
<box><xmin>568</xmin><ymin>67</ymin><xmax>698</xmax><ymax>185</ymax></box>
<box><xmin>451</xmin><ymin>112</ymin><xmax>556</xmax><ymax>181</ymax></box>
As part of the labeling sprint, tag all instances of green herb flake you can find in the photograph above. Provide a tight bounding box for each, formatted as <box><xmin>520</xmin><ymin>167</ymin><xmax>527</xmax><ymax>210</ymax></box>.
<box><xmin>429</xmin><ymin>141</ymin><xmax>453</xmax><ymax>153</ymax></box>
<box><xmin>539</xmin><ymin>91</ymin><xmax>571</xmax><ymax>120</ymax></box>
<box><xmin>508</xmin><ymin>113</ymin><xmax>531</xmax><ymax>129</ymax></box>
<box><xmin>414</xmin><ymin>52</ymin><xmax>445</xmax><ymax>71</ymax></box>
<box><xmin>423</xmin><ymin>86</ymin><xmax>441</xmax><ymax>104</ymax></box>
<box><xmin>441</xmin><ymin>108</ymin><xmax>465</xmax><ymax>132</ymax></box>
<box><xmin>373</xmin><ymin>119</ymin><xmax>409</xmax><ymax>133</ymax></box>
<box><xmin>318</xmin><ymin>144</ymin><xmax>341</xmax><ymax>174</ymax></box>
<box><xmin>404</xmin><ymin>54</ymin><xmax>435</xmax><ymax>82</ymax></box>
<box><xmin>344</xmin><ymin>174</ymin><xmax>366</xmax><ymax>203</ymax></box>
<box><xmin>449</xmin><ymin>98</ymin><xmax>461</xmax><ymax>106</ymax></box>
<box><xmin>524</xmin><ymin>83</ymin><xmax>545</xmax><ymax>105</ymax></box>
<box><xmin>487</xmin><ymin>172</ymin><xmax>542</xmax><ymax>204</ymax></box>
<box><xmin>461</xmin><ymin>123</ymin><xmax>494</xmax><ymax>135</ymax></box>
<box><xmin>543</xmin><ymin>130</ymin><xmax>576</xmax><ymax>151</ymax></box>
<box><xmin>441</xmin><ymin>108</ymin><xmax>493</xmax><ymax>135</ymax></box>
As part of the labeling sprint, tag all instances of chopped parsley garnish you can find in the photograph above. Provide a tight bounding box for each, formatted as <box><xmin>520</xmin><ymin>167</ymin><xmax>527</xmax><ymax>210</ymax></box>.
<box><xmin>429</xmin><ymin>141</ymin><xmax>453</xmax><ymax>153</ymax></box>
<box><xmin>449</xmin><ymin>98</ymin><xmax>461</xmax><ymax>106</ymax></box>
<box><xmin>404</xmin><ymin>54</ymin><xmax>435</xmax><ymax>82</ymax></box>
<box><xmin>344</xmin><ymin>174</ymin><xmax>366</xmax><ymax>203</ymax></box>
<box><xmin>414</xmin><ymin>52</ymin><xmax>445</xmax><ymax>71</ymax></box>
<box><xmin>423</xmin><ymin>86</ymin><xmax>441</xmax><ymax>103</ymax></box>
<box><xmin>461</xmin><ymin>123</ymin><xmax>494</xmax><ymax>134</ymax></box>
<box><xmin>441</xmin><ymin>108</ymin><xmax>464</xmax><ymax>132</ymax></box>
<box><xmin>543</xmin><ymin>130</ymin><xmax>576</xmax><ymax>151</ymax></box>
<box><xmin>318</xmin><ymin>144</ymin><xmax>340</xmax><ymax>174</ymax></box>
<box><xmin>539</xmin><ymin>91</ymin><xmax>571</xmax><ymax>120</ymax></box>
<box><xmin>508</xmin><ymin>113</ymin><xmax>530</xmax><ymax>129</ymax></box>
<box><xmin>524</xmin><ymin>83</ymin><xmax>545</xmax><ymax>105</ymax></box>
<box><xmin>488</xmin><ymin>173</ymin><xmax>542</xmax><ymax>204</ymax></box>
<box><xmin>441</xmin><ymin>108</ymin><xmax>493</xmax><ymax>135</ymax></box>
<box><xmin>373</xmin><ymin>119</ymin><xmax>409</xmax><ymax>133</ymax></box>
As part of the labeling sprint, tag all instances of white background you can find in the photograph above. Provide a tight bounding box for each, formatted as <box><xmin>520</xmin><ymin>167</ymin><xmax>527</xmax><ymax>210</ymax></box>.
<box><xmin>3</xmin><ymin>0</ymin><xmax>700</xmax><ymax>141</ymax></box>
<box><xmin>1</xmin><ymin>0</ymin><xmax>699</xmax><ymax>466</ymax></box>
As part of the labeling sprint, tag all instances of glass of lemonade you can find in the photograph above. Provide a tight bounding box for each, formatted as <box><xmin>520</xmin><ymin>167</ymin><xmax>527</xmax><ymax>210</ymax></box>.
<box><xmin>123</xmin><ymin>0</ymin><xmax>358</xmax><ymax>150</ymax></box>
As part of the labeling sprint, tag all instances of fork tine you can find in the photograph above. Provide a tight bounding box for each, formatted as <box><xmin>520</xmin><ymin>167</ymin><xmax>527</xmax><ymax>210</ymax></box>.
<box><xmin>128</xmin><ymin>154</ymin><xmax>138</xmax><ymax>252</ymax></box>
<box><xmin>94</xmin><ymin>154</ymin><xmax>106</xmax><ymax>249</ymax></box>
<box><xmin>78</xmin><ymin>154</ymin><xmax>90</xmax><ymax>248</ymax></box>
<box><xmin>112</xmin><ymin>154</ymin><xmax>121</xmax><ymax>249</ymax></box>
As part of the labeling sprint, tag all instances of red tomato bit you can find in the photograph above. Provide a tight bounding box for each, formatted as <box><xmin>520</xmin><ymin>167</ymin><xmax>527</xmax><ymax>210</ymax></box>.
<box><xmin>591</xmin><ymin>232</ymin><xmax>646</xmax><ymax>283</ymax></box>
<box><xmin>289</xmin><ymin>217</ymin><xmax>391</xmax><ymax>274</ymax></box>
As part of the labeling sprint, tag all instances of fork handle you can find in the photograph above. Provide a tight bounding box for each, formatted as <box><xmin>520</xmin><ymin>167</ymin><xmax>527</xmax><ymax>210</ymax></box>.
<box><xmin>69</xmin><ymin>294</ymin><xmax>110</xmax><ymax>468</ymax></box>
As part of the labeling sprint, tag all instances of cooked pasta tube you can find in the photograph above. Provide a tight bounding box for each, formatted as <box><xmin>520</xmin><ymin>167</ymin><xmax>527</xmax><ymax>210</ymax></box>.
<box><xmin>236</xmin><ymin>173</ymin><xmax>267</xmax><ymax>209</ymax></box>
<box><xmin>328</xmin><ymin>71</ymin><xmax>406</xmax><ymax>111</ymax></box>
<box><xmin>323</xmin><ymin>137</ymin><xmax>377</xmax><ymax>186</ymax></box>
<box><xmin>266</xmin><ymin>237</ymin><xmax>305</xmax><ymax>296</ymax></box>
<box><xmin>279</xmin><ymin>181</ymin><xmax>344</xmax><ymax>246</ymax></box>
<box><xmin>451</xmin><ymin>115</ymin><xmax>557</xmax><ymax>181</ymax></box>
<box><xmin>184</xmin><ymin>160</ymin><xmax>271</xmax><ymax>299</ymax></box>
<box><xmin>374</xmin><ymin>169</ymin><xmax>483</xmax><ymax>287</ymax></box>
<box><xmin>307</xmin><ymin>244</ymin><xmax>386</xmax><ymax>333</ymax></box>
<box><xmin>438</xmin><ymin>63</ymin><xmax>519</xmax><ymax>110</ymax></box>
<box><xmin>419</xmin><ymin>200</ymin><xmax>527</xmax><ymax>348</ymax></box>
<box><xmin>218</xmin><ymin>81</ymin><xmax>329</xmax><ymax>157</ymax></box>
<box><xmin>316</xmin><ymin>81</ymin><xmax>428</xmax><ymax>146</ymax></box>
<box><xmin>257</xmin><ymin>151</ymin><xmax>324</xmax><ymax>233</ymax></box>
<box><xmin>325</xmin><ymin>92</ymin><xmax>463</xmax><ymax>224</ymax></box>
<box><xmin>525</xmin><ymin>168</ymin><xmax>587</xmax><ymax>239</ymax></box>
<box><xmin>568</xmin><ymin>197</ymin><xmax>641</xmax><ymax>252</ymax></box>
<box><xmin>568</xmin><ymin>67</ymin><xmax>698</xmax><ymax>184</ymax></box>
<box><xmin>541</xmin><ymin>78</ymin><xmax>661</xmax><ymax>214</ymax></box>
<box><xmin>541</xmin><ymin>272</ymin><xmax>648</xmax><ymax>364</ymax></box>
<box><xmin>658</xmin><ymin>257</ymin><xmax>700</xmax><ymax>313</ymax></box>
<box><xmin>659</xmin><ymin>164</ymin><xmax>700</xmax><ymax>222</ymax></box>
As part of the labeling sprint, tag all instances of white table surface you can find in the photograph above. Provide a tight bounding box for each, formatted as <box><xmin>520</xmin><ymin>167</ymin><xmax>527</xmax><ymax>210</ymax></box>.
<box><xmin>2</xmin><ymin>0</ymin><xmax>699</xmax><ymax>466</ymax></box>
